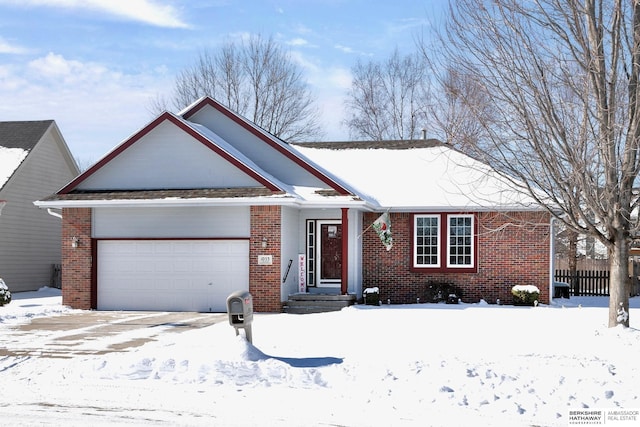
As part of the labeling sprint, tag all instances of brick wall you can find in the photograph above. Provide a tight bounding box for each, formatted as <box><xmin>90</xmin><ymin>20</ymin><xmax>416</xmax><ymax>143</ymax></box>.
<box><xmin>61</xmin><ymin>208</ymin><xmax>93</xmax><ymax>309</ymax></box>
<box><xmin>362</xmin><ymin>211</ymin><xmax>551</xmax><ymax>305</ymax></box>
<box><xmin>249</xmin><ymin>205</ymin><xmax>282</xmax><ymax>312</ymax></box>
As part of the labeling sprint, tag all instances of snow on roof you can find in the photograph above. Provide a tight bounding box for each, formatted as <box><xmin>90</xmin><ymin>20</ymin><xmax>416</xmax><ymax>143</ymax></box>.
<box><xmin>294</xmin><ymin>143</ymin><xmax>540</xmax><ymax>211</ymax></box>
<box><xmin>0</xmin><ymin>146</ymin><xmax>29</xmax><ymax>189</ymax></box>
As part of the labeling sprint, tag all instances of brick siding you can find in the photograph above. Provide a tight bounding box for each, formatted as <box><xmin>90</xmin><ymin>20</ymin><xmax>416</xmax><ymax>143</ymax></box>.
<box><xmin>61</xmin><ymin>208</ymin><xmax>93</xmax><ymax>309</ymax></box>
<box><xmin>249</xmin><ymin>205</ymin><xmax>282</xmax><ymax>312</ymax></box>
<box><xmin>362</xmin><ymin>211</ymin><xmax>551</xmax><ymax>305</ymax></box>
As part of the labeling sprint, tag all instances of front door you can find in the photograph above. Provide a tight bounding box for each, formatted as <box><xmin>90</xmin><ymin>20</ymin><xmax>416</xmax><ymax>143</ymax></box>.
<box><xmin>318</xmin><ymin>221</ymin><xmax>342</xmax><ymax>287</ymax></box>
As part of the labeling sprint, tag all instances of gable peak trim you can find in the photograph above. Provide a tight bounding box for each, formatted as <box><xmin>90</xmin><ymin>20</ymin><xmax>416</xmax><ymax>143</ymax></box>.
<box><xmin>180</xmin><ymin>96</ymin><xmax>354</xmax><ymax>196</ymax></box>
<box><xmin>58</xmin><ymin>112</ymin><xmax>283</xmax><ymax>194</ymax></box>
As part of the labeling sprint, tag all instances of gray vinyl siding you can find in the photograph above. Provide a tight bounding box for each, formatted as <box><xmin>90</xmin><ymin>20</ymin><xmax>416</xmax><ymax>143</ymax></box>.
<box><xmin>280</xmin><ymin>206</ymin><xmax>300</xmax><ymax>300</ymax></box>
<box><xmin>93</xmin><ymin>206</ymin><xmax>251</xmax><ymax>238</ymax></box>
<box><xmin>75</xmin><ymin>121</ymin><xmax>261</xmax><ymax>191</ymax></box>
<box><xmin>0</xmin><ymin>127</ymin><xmax>78</xmax><ymax>293</ymax></box>
<box><xmin>187</xmin><ymin>107</ymin><xmax>330</xmax><ymax>188</ymax></box>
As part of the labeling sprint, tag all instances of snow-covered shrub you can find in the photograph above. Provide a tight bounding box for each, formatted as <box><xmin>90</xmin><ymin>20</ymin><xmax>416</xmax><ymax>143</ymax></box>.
<box><xmin>363</xmin><ymin>287</ymin><xmax>380</xmax><ymax>305</ymax></box>
<box><xmin>0</xmin><ymin>278</ymin><xmax>11</xmax><ymax>306</ymax></box>
<box><xmin>511</xmin><ymin>285</ymin><xmax>539</xmax><ymax>306</ymax></box>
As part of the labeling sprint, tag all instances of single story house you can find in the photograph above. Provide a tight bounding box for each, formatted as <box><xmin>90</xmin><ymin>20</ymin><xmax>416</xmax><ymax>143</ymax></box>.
<box><xmin>0</xmin><ymin>120</ymin><xmax>79</xmax><ymax>292</ymax></box>
<box><xmin>35</xmin><ymin>96</ymin><xmax>551</xmax><ymax>312</ymax></box>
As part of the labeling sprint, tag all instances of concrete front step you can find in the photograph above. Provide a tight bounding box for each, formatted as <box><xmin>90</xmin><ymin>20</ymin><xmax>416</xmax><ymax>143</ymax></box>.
<box><xmin>283</xmin><ymin>293</ymin><xmax>356</xmax><ymax>314</ymax></box>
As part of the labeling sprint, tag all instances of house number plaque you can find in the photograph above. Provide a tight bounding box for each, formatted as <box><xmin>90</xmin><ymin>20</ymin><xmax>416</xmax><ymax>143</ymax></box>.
<box><xmin>257</xmin><ymin>254</ymin><xmax>273</xmax><ymax>265</ymax></box>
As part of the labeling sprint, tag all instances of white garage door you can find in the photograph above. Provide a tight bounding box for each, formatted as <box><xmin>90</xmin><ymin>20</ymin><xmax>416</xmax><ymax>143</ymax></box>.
<box><xmin>97</xmin><ymin>240</ymin><xmax>249</xmax><ymax>312</ymax></box>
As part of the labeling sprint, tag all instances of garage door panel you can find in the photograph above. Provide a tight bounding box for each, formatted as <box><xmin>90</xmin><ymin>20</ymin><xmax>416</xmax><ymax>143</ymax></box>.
<box><xmin>191</xmin><ymin>261</ymin><xmax>208</xmax><ymax>272</ymax></box>
<box><xmin>98</xmin><ymin>240</ymin><xmax>249</xmax><ymax>312</ymax></box>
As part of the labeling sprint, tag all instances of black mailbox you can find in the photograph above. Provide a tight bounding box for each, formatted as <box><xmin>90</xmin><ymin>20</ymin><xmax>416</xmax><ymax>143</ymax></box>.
<box><xmin>226</xmin><ymin>290</ymin><xmax>253</xmax><ymax>343</ymax></box>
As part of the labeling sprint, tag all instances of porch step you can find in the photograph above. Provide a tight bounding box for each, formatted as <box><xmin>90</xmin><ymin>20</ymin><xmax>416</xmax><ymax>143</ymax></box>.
<box><xmin>283</xmin><ymin>293</ymin><xmax>357</xmax><ymax>314</ymax></box>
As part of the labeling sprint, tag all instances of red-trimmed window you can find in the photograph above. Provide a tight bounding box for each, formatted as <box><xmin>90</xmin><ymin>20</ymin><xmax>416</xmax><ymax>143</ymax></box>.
<box><xmin>413</xmin><ymin>213</ymin><xmax>477</xmax><ymax>271</ymax></box>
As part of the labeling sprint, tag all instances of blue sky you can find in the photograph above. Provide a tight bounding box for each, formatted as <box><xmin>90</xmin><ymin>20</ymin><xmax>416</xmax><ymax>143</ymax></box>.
<box><xmin>0</xmin><ymin>0</ymin><xmax>445</xmax><ymax>164</ymax></box>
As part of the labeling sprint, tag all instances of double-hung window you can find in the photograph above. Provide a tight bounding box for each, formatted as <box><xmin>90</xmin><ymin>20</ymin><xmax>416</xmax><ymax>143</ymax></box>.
<box><xmin>413</xmin><ymin>213</ymin><xmax>476</xmax><ymax>271</ymax></box>
<box><xmin>414</xmin><ymin>215</ymin><xmax>441</xmax><ymax>267</ymax></box>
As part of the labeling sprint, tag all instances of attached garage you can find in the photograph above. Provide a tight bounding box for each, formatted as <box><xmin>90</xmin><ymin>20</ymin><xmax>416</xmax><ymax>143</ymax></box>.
<box><xmin>35</xmin><ymin>98</ymin><xmax>361</xmax><ymax>313</ymax></box>
<box><xmin>97</xmin><ymin>239</ymin><xmax>249</xmax><ymax>312</ymax></box>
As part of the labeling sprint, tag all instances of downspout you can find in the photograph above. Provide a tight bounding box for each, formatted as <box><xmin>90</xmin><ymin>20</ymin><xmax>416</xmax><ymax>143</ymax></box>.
<box><xmin>341</xmin><ymin>208</ymin><xmax>349</xmax><ymax>295</ymax></box>
<box><xmin>47</xmin><ymin>208</ymin><xmax>62</xmax><ymax>219</ymax></box>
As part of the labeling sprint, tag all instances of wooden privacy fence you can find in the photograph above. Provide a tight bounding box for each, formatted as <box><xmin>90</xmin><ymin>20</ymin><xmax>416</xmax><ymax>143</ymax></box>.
<box><xmin>554</xmin><ymin>269</ymin><xmax>610</xmax><ymax>296</ymax></box>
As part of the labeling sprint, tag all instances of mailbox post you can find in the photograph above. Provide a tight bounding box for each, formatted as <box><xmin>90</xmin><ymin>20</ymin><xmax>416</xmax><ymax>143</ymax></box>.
<box><xmin>226</xmin><ymin>290</ymin><xmax>254</xmax><ymax>343</ymax></box>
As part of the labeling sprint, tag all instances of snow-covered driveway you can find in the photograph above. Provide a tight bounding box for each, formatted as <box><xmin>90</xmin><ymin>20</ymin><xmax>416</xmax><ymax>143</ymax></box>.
<box><xmin>0</xmin><ymin>310</ymin><xmax>226</xmax><ymax>358</ymax></box>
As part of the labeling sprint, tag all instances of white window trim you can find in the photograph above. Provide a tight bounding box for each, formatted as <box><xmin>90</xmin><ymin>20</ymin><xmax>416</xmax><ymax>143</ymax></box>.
<box><xmin>413</xmin><ymin>214</ymin><xmax>441</xmax><ymax>268</ymax></box>
<box><xmin>446</xmin><ymin>214</ymin><xmax>475</xmax><ymax>268</ymax></box>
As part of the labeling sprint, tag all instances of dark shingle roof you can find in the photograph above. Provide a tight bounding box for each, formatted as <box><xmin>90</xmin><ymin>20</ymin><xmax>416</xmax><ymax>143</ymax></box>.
<box><xmin>292</xmin><ymin>139</ymin><xmax>443</xmax><ymax>150</ymax></box>
<box><xmin>39</xmin><ymin>187</ymin><xmax>285</xmax><ymax>202</ymax></box>
<box><xmin>0</xmin><ymin>120</ymin><xmax>53</xmax><ymax>150</ymax></box>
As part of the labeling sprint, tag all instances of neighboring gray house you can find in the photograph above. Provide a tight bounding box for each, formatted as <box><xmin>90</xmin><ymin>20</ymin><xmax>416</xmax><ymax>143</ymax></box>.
<box><xmin>0</xmin><ymin>120</ymin><xmax>79</xmax><ymax>292</ymax></box>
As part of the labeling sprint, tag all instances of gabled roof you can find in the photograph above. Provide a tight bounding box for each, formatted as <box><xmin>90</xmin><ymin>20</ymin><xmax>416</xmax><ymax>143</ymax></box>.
<box><xmin>293</xmin><ymin>140</ymin><xmax>542</xmax><ymax>211</ymax></box>
<box><xmin>0</xmin><ymin>120</ymin><xmax>54</xmax><ymax>190</ymax></box>
<box><xmin>180</xmin><ymin>97</ymin><xmax>354</xmax><ymax>196</ymax></box>
<box><xmin>0</xmin><ymin>120</ymin><xmax>53</xmax><ymax>150</ymax></box>
<box><xmin>58</xmin><ymin>112</ymin><xmax>285</xmax><ymax>194</ymax></box>
<box><xmin>46</xmin><ymin>107</ymin><xmax>366</xmax><ymax>209</ymax></box>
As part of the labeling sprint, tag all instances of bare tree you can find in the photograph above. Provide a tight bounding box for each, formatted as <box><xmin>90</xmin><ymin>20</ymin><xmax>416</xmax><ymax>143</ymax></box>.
<box><xmin>430</xmin><ymin>0</ymin><xmax>640</xmax><ymax>326</ymax></box>
<box><xmin>344</xmin><ymin>48</ymin><xmax>429</xmax><ymax>140</ymax></box>
<box><xmin>425</xmin><ymin>66</ymin><xmax>495</xmax><ymax>149</ymax></box>
<box><xmin>154</xmin><ymin>35</ymin><xmax>323</xmax><ymax>142</ymax></box>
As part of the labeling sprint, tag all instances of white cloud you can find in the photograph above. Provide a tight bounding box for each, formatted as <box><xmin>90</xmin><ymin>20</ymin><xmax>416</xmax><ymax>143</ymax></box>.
<box><xmin>334</xmin><ymin>44</ymin><xmax>354</xmax><ymax>54</ymax></box>
<box><xmin>311</xmin><ymin>67</ymin><xmax>352</xmax><ymax>140</ymax></box>
<box><xmin>385</xmin><ymin>17</ymin><xmax>430</xmax><ymax>35</ymax></box>
<box><xmin>334</xmin><ymin>44</ymin><xmax>373</xmax><ymax>57</ymax></box>
<box><xmin>0</xmin><ymin>0</ymin><xmax>190</xmax><ymax>28</ymax></box>
<box><xmin>0</xmin><ymin>52</ymin><xmax>173</xmax><ymax>163</ymax></box>
<box><xmin>287</xmin><ymin>38</ymin><xmax>308</xmax><ymax>47</ymax></box>
<box><xmin>0</xmin><ymin>63</ymin><xmax>33</xmax><ymax>94</ymax></box>
<box><xmin>288</xmin><ymin>50</ymin><xmax>351</xmax><ymax>140</ymax></box>
<box><xmin>0</xmin><ymin>37</ymin><xmax>29</xmax><ymax>54</ymax></box>
<box><xmin>293</xmin><ymin>24</ymin><xmax>312</xmax><ymax>35</ymax></box>
<box><xmin>326</xmin><ymin>67</ymin><xmax>352</xmax><ymax>90</ymax></box>
<box><xmin>27</xmin><ymin>52</ymin><xmax>113</xmax><ymax>84</ymax></box>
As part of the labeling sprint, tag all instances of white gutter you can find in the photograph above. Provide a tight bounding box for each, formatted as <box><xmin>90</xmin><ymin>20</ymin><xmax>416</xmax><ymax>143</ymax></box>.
<box><xmin>35</xmin><ymin>197</ymin><xmax>546</xmax><ymax>213</ymax></box>
<box><xmin>379</xmin><ymin>204</ymin><xmax>545</xmax><ymax>213</ymax></box>
<box><xmin>34</xmin><ymin>197</ymin><xmax>372</xmax><ymax>210</ymax></box>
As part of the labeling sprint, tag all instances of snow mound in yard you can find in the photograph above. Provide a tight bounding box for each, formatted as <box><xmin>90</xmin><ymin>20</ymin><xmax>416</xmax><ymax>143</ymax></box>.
<box><xmin>85</xmin><ymin>325</ymin><xmax>342</xmax><ymax>390</ymax></box>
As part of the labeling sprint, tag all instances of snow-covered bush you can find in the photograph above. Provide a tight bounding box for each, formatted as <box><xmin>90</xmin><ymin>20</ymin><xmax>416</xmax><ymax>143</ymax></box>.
<box><xmin>363</xmin><ymin>287</ymin><xmax>380</xmax><ymax>305</ymax></box>
<box><xmin>511</xmin><ymin>285</ymin><xmax>539</xmax><ymax>306</ymax></box>
<box><xmin>0</xmin><ymin>278</ymin><xmax>11</xmax><ymax>306</ymax></box>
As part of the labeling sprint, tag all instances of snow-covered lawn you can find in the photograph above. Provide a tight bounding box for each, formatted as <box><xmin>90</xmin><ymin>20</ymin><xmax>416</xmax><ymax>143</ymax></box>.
<box><xmin>1</xmin><ymin>288</ymin><xmax>639</xmax><ymax>427</ymax></box>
